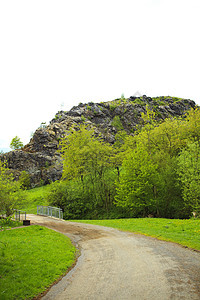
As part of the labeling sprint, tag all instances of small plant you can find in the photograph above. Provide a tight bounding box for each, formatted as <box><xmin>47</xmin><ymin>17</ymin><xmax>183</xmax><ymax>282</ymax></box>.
<box><xmin>109</xmin><ymin>104</ymin><xmax>117</xmax><ymax>111</ymax></box>
<box><xmin>0</xmin><ymin>217</ymin><xmax>22</xmax><ymax>230</ymax></box>
<box><xmin>10</xmin><ymin>136</ymin><xmax>24</xmax><ymax>150</ymax></box>
<box><xmin>111</xmin><ymin>116</ymin><xmax>124</xmax><ymax>131</ymax></box>
<box><xmin>40</xmin><ymin>179</ymin><xmax>44</xmax><ymax>186</ymax></box>
<box><xmin>132</xmin><ymin>98</ymin><xmax>145</xmax><ymax>105</ymax></box>
<box><xmin>81</xmin><ymin>115</ymin><xmax>86</xmax><ymax>122</ymax></box>
<box><xmin>45</xmin><ymin>161</ymin><xmax>49</xmax><ymax>168</ymax></box>
<box><xmin>87</xmin><ymin>105</ymin><xmax>92</xmax><ymax>110</ymax></box>
<box><xmin>40</xmin><ymin>122</ymin><xmax>47</xmax><ymax>129</ymax></box>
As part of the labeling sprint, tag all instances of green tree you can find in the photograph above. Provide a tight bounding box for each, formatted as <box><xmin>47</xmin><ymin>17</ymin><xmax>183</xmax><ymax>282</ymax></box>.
<box><xmin>177</xmin><ymin>142</ymin><xmax>200</xmax><ymax>215</ymax></box>
<box><xmin>10</xmin><ymin>136</ymin><xmax>24</xmax><ymax>150</ymax></box>
<box><xmin>59</xmin><ymin>125</ymin><xmax>116</xmax><ymax>212</ymax></box>
<box><xmin>115</xmin><ymin>145</ymin><xmax>159</xmax><ymax>217</ymax></box>
<box><xmin>0</xmin><ymin>161</ymin><xmax>22</xmax><ymax>216</ymax></box>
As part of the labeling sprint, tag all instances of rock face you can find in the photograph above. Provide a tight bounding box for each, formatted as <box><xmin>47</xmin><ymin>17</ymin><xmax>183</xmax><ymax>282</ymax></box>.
<box><xmin>1</xmin><ymin>95</ymin><xmax>197</xmax><ymax>187</ymax></box>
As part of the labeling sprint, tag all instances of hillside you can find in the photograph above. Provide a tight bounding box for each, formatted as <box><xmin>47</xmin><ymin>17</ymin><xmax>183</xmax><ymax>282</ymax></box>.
<box><xmin>1</xmin><ymin>95</ymin><xmax>197</xmax><ymax>187</ymax></box>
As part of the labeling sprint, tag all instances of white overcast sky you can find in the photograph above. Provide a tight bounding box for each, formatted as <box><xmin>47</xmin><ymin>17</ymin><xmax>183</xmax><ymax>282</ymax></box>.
<box><xmin>0</xmin><ymin>0</ymin><xmax>200</xmax><ymax>152</ymax></box>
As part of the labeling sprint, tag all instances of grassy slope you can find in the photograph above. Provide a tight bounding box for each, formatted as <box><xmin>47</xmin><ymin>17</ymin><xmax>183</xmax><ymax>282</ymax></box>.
<box><xmin>73</xmin><ymin>218</ymin><xmax>200</xmax><ymax>250</ymax></box>
<box><xmin>0</xmin><ymin>225</ymin><xmax>76</xmax><ymax>300</ymax></box>
<box><xmin>20</xmin><ymin>185</ymin><xmax>51</xmax><ymax>214</ymax></box>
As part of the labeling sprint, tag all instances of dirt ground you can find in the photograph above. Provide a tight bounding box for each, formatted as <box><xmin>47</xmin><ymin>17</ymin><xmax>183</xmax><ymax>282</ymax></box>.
<box><xmin>28</xmin><ymin>214</ymin><xmax>200</xmax><ymax>300</ymax></box>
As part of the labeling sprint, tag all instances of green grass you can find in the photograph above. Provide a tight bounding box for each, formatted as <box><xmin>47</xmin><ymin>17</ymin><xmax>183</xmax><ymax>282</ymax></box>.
<box><xmin>20</xmin><ymin>185</ymin><xmax>51</xmax><ymax>214</ymax></box>
<box><xmin>0</xmin><ymin>218</ymin><xmax>22</xmax><ymax>230</ymax></box>
<box><xmin>0</xmin><ymin>225</ymin><xmax>76</xmax><ymax>300</ymax></box>
<box><xmin>73</xmin><ymin>218</ymin><xmax>200</xmax><ymax>250</ymax></box>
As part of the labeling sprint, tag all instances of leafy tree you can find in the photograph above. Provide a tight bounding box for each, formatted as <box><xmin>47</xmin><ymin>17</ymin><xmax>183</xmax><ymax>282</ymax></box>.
<box><xmin>177</xmin><ymin>142</ymin><xmax>200</xmax><ymax>215</ymax></box>
<box><xmin>10</xmin><ymin>136</ymin><xmax>23</xmax><ymax>150</ymax></box>
<box><xmin>50</xmin><ymin>107</ymin><xmax>200</xmax><ymax>219</ymax></box>
<box><xmin>0</xmin><ymin>161</ymin><xmax>22</xmax><ymax>216</ymax></box>
<box><xmin>47</xmin><ymin>180</ymin><xmax>91</xmax><ymax>219</ymax></box>
<box><xmin>115</xmin><ymin>107</ymin><xmax>189</xmax><ymax>218</ymax></box>
<box><xmin>115</xmin><ymin>145</ymin><xmax>159</xmax><ymax>217</ymax></box>
<box><xmin>59</xmin><ymin>125</ymin><xmax>116</xmax><ymax>213</ymax></box>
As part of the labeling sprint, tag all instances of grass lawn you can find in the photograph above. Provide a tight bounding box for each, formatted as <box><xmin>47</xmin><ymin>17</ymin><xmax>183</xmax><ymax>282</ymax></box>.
<box><xmin>73</xmin><ymin>218</ymin><xmax>200</xmax><ymax>251</ymax></box>
<box><xmin>20</xmin><ymin>185</ymin><xmax>51</xmax><ymax>214</ymax></box>
<box><xmin>0</xmin><ymin>225</ymin><xmax>76</xmax><ymax>300</ymax></box>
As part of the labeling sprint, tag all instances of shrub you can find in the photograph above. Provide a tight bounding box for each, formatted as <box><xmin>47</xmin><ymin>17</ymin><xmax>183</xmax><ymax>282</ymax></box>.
<box><xmin>111</xmin><ymin>116</ymin><xmax>124</xmax><ymax>131</ymax></box>
<box><xmin>19</xmin><ymin>171</ymin><xmax>31</xmax><ymax>190</ymax></box>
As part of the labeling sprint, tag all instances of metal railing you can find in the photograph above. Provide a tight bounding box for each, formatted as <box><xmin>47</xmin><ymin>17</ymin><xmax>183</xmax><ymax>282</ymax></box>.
<box><xmin>14</xmin><ymin>210</ymin><xmax>27</xmax><ymax>221</ymax></box>
<box><xmin>37</xmin><ymin>205</ymin><xmax>63</xmax><ymax>219</ymax></box>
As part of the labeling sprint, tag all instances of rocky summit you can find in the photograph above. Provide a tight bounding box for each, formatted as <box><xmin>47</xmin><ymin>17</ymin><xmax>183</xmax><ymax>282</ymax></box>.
<box><xmin>1</xmin><ymin>95</ymin><xmax>197</xmax><ymax>187</ymax></box>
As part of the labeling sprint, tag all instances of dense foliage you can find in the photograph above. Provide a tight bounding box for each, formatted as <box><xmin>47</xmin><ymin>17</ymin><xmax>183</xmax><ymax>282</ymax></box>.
<box><xmin>47</xmin><ymin>108</ymin><xmax>200</xmax><ymax>219</ymax></box>
<box><xmin>0</xmin><ymin>161</ymin><xmax>23</xmax><ymax>216</ymax></box>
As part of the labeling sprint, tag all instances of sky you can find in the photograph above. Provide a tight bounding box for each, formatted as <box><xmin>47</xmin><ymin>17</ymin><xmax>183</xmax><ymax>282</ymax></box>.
<box><xmin>0</xmin><ymin>0</ymin><xmax>200</xmax><ymax>152</ymax></box>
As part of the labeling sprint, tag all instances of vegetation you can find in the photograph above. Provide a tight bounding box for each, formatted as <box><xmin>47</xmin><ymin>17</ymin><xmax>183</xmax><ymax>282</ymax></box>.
<box><xmin>20</xmin><ymin>185</ymin><xmax>51</xmax><ymax>214</ymax></box>
<box><xmin>0</xmin><ymin>161</ymin><xmax>23</xmax><ymax>217</ymax></box>
<box><xmin>47</xmin><ymin>125</ymin><xmax>120</xmax><ymax>219</ymax></box>
<box><xmin>2</xmin><ymin>100</ymin><xmax>199</xmax><ymax>221</ymax></box>
<box><xmin>47</xmin><ymin>107</ymin><xmax>200</xmax><ymax>220</ymax></box>
<box><xmin>74</xmin><ymin>218</ymin><xmax>200</xmax><ymax>250</ymax></box>
<box><xmin>0</xmin><ymin>217</ymin><xmax>22</xmax><ymax>230</ymax></box>
<box><xmin>10</xmin><ymin>136</ymin><xmax>23</xmax><ymax>150</ymax></box>
<box><xmin>115</xmin><ymin>107</ymin><xmax>200</xmax><ymax>218</ymax></box>
<box><xmin>19</xmin><ymin>171</ymin><xmax>31</xmax><ymax>190</ymax></box>
<box><xmin>111</xmin><ymin>116</ymin><xmax>124</xmax><ymax>131</ymax></box>
<box><xmin>0</xmin><ymin>226</ymin><xmax>76</xmax><ymax>300</ymax></box>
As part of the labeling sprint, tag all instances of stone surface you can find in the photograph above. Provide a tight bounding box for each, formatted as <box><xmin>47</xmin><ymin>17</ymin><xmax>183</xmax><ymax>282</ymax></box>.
<box><xmin>0</xmin><ymin>96</ymin><xmax>197</xmax><ymax>187</ymax></box>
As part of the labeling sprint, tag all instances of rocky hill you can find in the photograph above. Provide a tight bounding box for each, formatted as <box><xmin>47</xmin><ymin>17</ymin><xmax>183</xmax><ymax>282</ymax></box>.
<box><xmin>1</xmin><ymin>95</ymin><xmax>197</xmax><ymax>187</ymax></box>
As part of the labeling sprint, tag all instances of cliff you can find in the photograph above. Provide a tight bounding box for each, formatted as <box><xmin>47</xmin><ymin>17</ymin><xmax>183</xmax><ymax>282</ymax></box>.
<box><xmin>1</xmin><ymin>95</ymin><xmax>197</xmax><ymax>187</ymax></box>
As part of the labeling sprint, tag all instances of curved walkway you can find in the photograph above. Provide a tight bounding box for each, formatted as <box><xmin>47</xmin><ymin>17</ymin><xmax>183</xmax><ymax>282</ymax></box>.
<box><xmin>28</xmin><ymin>215</ymin><xmax>200</xmax><ymax>300</ymax></box>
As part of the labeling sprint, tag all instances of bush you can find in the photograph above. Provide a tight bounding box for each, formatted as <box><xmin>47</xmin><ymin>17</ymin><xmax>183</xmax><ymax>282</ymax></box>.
<box><xmin>19</xmin><ymin>171</ymin><xmax>31</xmax><ymax>190</ymax></box>
<box><xmin>0</xmin><ymin>161</ymin><xmax>22</xmax><ymax>217</ymax></box>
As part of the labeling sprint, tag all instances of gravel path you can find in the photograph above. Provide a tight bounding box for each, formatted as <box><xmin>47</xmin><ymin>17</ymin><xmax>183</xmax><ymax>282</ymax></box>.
<box><xmin>28</xmin><ymin>214</ymin><xmax>200</xmax><ymax>300</ymax></box>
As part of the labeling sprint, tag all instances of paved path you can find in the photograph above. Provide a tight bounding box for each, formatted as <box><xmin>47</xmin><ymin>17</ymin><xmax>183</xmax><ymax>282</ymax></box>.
<box><xmin>28</xmin><ymin>215</ymin><xmax>200</xmax><ymax>300</ymax></box>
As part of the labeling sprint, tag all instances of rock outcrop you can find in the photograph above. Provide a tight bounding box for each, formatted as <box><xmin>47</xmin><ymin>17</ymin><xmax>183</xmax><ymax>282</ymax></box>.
<box><xmin>1</xmin><ymin>95</ymin><xmax>197</xmax><ymax>187</ymax></box>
